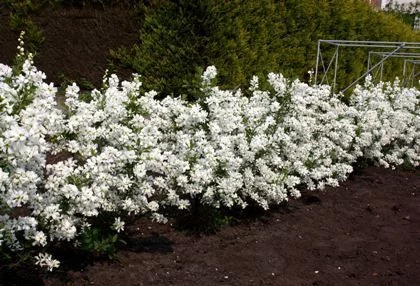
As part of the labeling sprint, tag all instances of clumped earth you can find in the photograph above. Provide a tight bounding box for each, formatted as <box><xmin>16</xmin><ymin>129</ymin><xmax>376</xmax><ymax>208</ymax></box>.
<box><xmin>0</xmin><ymin>5</ymin><xmax>419</xmax><ymax>286</ymax></box>
<box><xmin>1</xmin><ymin>167</ymin><xmax>418</xmax><ymax>286</ymax></box>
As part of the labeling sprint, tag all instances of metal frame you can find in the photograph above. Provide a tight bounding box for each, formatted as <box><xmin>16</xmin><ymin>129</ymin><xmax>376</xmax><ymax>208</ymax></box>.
<box><xmin>367</xmin><ymin>52</ymin><xmax>420</xmax><ymax>83</ymax></box>
<box><xmin>403</xmin><ymin>59</ymin><xmax>420</xmax><ymax>87</ymax></box>
<box><xmin>314</xmin><ymin>40</ymin><xmax>420</xmax><ymax>93</ymax></box>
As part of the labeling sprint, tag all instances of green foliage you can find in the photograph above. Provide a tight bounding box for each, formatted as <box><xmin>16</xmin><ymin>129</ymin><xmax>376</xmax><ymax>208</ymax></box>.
<box><xmin>79</xmin><ymin>214</ymin><xmax>125</xmax><ymax>258</ymax></box>
<box><xmin>10</xmin><ymin>17</ymin><xmax>44</xmax><ymax>54</ymax></box>
<box><xmin>52</xmin><ymin>0</ymin><xmax>144</xmax><ymax>8</ymax></box>
<box><xmin>111</xmin><ymin>0</ymin><xmax>211</xmax><ymax>98</ymax></box>
<box><xmin>0</xmin><ymin>245</ymin><xmax>13</xmax><ymax>264</ymax></box>
<box><xmin>209</xmin><ymin>0</ymin><xmax>285</xmax><ymax>91</ymax></box>
<box><xmin>79</xmin><ymin>227</ymin><xmax>120</xmax><ymax>258</ymax></box>
<box><xmin>175</xmin><ymin>201</ymin><xmax>231</xmax><ymax>234</ymax></box>
<box><xmin>111</xmin><ymin>0</ymin><xmax>286</xmax><ymax>98</ymax></box>
<box><xmin>3</xmin><ymin>0</ymin><xmax>51</xmax><ymax>15</ymax></box>
<box><xmin>112</xmin><ymin>0</ymin><xmax>420</xmax><ymax>100</ymax></box>
<box><xmin>3</xmin><ymin>0</ymin><xmax>49</xmax><ymax>54</ymax></box>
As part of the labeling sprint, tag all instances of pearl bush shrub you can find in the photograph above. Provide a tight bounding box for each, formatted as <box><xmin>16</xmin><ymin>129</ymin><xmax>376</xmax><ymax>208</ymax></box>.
<box><xmin>0</xmin><ymin>35</ymin><xmax>419</xmax><ymax>270</ymax></box>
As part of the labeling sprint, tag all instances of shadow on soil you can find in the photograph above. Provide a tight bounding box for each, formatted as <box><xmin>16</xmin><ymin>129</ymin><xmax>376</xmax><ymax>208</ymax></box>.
<box><xmin>0</xmin><ymin>233</ymin><xmax>174</xmax><ymax>286</ymax></box>
<box><xmin>0</xmin><ymin>194</ymin><xmax>318</xmax><ymax>286</ymax></box>
<box><xmin>0</xmin><ymin>264</ymin><xmax>44</xmax><ymax>286</ymax></box>
<box><xmin>122</xmin><ymin>232</ymin><xmax>173</xmax><ymax>254</ymax></box>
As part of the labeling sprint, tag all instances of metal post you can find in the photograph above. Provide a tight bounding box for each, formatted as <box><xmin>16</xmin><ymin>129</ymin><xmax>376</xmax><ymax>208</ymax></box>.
<box><xmin>367</xmin><ymin>51</ymin><xmax>372</xmax><ymax>71</ymax></box>
<box><xmin>403</xmin><ymin>60</ymin><xmax>408</xmax><ymax>86</ymax></box>
<box><xmin>403</xmin><ymin>60</ymin><xmax>407</xmax><ymax>78</ymax></box>
<box><xmin>380</xmin><ymin>56</ymin><xmax>384</xmax><ymax>82</ymax></box>
<box><xmin>333</xmin><ymin>46</ymin><xmax>339</xmax><ymax>93</ymax></box>
<box><xmin>315</xmin><ymin>40</ymin><xmax>321</xmax><ymax>85</ymax></box>
<box><xmin>412</xmin><ymin>64</ymin><xmax>416</xmax><ymax>86</ymax></box>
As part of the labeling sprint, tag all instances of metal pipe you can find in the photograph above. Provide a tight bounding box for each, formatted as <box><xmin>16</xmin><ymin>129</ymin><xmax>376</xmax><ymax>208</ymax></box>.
<box><xmin>333</xmin><ymin>46</ymin><xmax>339</xmax><ymax>92</ymax></box>
<box><xmin>380</xmin><ymin>56</ymin><xmax>384</xmax><ymax>82</ymax></box>
<box><xmin>369</xmin><ymin>52</ymin><xmax>420</xmax><ymax>57</ymax></box>
<box><xmin>412</xmin><ymin>64</ymin><xmax>416</xmax><ymax>86</ymax></box>
<box><xmin>315</xmin><ymin>40</ymin><xmax>320</xmax><ymax>85</ymax></box>
<box><xmin>320</xmin><ymin>39</ymin><xmax>420</xmax><ymax>45</ymax></box>
<box><xmin>367</xmin><ymin>51</ymin><xmax>372</xmax><ymax>72</ymax></box>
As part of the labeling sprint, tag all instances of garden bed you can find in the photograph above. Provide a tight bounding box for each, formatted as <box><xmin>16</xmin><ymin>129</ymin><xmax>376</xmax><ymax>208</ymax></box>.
<box><xmin>0</xmin><ymin>3</ymin><xmax>419</xmax><ymax>286</ymax></box>
<box><xmin>2</xmin><ymin>166</ymin><xmax>418</xmax><ymax>286</ymax></box>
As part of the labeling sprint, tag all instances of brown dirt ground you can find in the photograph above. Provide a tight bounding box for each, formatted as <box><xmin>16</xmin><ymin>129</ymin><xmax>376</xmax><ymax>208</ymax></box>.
<box><xmin>0</xmin><ymin>4</ymin><xmax>140</xmax><ymax>86</ymax></box>
<box><xmin>0</xmin><ymin>5</ymin><xmax>19</xmax><ymax>67</ymax></box>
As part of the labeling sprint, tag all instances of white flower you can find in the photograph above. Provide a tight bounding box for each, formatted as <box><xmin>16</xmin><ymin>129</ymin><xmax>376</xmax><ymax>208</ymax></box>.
<box><xmin>34</xmin><ymin>253</ymin><xmax>60</xmax><ymax>271</ymax></box>
<box><xmin>32</xmin><ymin>231</ymin><xmax>47</xmax><ymax>247</ymax></box>
<box><xmin>112</xmin><ymin>217</ymin><xmax>125</xmax><ymax>233</ymax></box>
<box><xmin>201</xmin><ymin>66</ymin><xmax>217</xmax><ymax>85</ymax></box>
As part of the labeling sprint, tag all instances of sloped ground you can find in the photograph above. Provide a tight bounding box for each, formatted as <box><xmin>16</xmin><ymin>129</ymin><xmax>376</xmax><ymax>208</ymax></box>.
<box><xmin>0</xmin><ymin>4</ymin><xmax>140</xmax><ymax>86</ymax></box>
<box><xmin>36</xmin><ymin>167</ymin><xmax>418</xmax><ymax>286</ymax></box>
<box><xmin>0</xmin><ymin>5</ymin><xmax>19</xmax><ymax>67</ymax></box>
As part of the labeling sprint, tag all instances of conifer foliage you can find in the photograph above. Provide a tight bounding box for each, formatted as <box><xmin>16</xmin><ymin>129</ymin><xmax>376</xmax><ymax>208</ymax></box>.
<box><xmin>113</xmin><ymin>0</ymin><xmax>420</xmax><ymax>99</ymax></box>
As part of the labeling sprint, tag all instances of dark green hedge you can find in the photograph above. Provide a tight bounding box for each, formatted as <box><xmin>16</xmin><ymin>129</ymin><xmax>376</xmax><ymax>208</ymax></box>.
<box><xmin>112</xmin><ymin>0</ymin><xmax>420</xmax><ymax>99</ymax></box>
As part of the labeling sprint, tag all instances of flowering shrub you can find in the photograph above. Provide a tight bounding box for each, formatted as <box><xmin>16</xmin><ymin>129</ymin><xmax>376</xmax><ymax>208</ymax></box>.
<box><xmin>0</xmin><ymin>34</ymin><xmax>64</xmax><ymax>270</ymax></box>
<box><xmin>0</xmin><ymin>37</ymin><xmax>419</xmax><ymax>271</ymax></box>
<box><xmin>351</xmin><ymin>76</ymin><xmax>419</xmax><ymax>168</ymax></box>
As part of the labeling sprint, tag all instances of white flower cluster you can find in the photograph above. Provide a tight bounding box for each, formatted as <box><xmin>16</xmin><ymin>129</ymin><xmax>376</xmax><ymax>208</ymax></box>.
<box><xmin>0</xmin><ymin>33</ymin><xmax>64</xmax><ymax>271</ymax></box>
<box><xmin>35</xmin><ymin>252</ymin><xmax>60</xmax><ymax>271</ymax></box>
<box><xmin>351</xmin><ymin>76</ymin><xmax>419</xmax><ymax>168</ymax></box>
<box><xmin>0</xmin><ymin>44</ymin><xmax>418</xmax><ymax>271</ymax></box>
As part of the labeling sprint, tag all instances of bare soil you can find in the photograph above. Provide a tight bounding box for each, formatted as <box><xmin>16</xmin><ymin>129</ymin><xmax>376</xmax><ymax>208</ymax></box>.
<box><xmin>0</xmin><ymin>4</ymin><xmax>140</xmax><ymax>86</ymax></box>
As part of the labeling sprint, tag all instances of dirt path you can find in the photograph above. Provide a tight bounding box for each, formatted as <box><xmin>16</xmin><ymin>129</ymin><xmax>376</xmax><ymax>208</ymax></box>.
<box><xmin>35</xmin><ymin>167</ymin><xmax>418</xmax><ymax>286</ymax></box>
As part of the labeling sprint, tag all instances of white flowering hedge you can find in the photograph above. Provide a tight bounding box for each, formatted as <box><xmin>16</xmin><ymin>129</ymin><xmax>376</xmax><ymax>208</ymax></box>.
<box><xmin>0</xmin><ymin>36</ymin><xmax>419</xmax><ymax>271</ymax></box>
